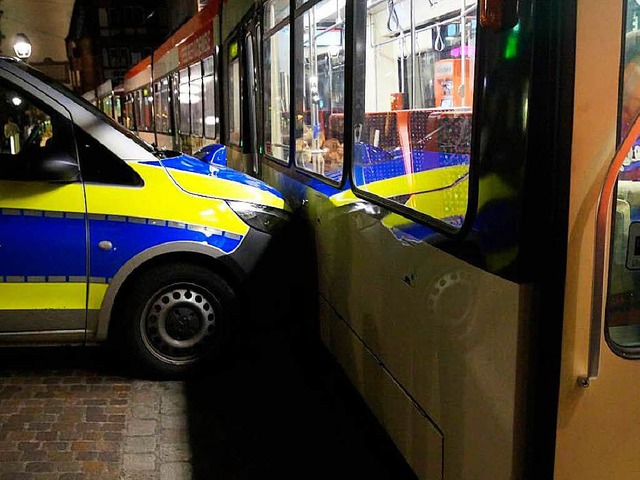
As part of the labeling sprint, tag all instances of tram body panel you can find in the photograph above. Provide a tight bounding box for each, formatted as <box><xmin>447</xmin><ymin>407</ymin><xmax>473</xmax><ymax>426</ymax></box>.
<box><xmin>263</xmin><ymin>161</ymin><xmax>528</xmax><ymax>480</ymax></box>
<box><xmin>555</xmin><ymin>1</ymin><xmax>640</xmax><ymax>478</ymax></box>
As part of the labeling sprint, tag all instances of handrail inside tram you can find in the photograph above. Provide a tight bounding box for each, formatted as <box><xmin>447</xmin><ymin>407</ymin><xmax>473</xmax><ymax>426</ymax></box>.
<box><xmin>581</xmin><ymin>115</ymin><xmax>640</xmax><ymax>388</ymax></box>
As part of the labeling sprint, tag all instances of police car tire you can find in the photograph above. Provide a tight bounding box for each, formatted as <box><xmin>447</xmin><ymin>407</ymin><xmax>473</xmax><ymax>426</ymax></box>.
<box><xmin>115</xmin><ymin>262</ymin><xmax>235</xmax><ymax>378</ymax></box>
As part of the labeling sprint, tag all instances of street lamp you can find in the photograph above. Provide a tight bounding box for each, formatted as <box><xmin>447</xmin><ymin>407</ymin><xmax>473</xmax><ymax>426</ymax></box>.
<box><xmin>13</xmin><ymin>33</ymin><xmax>32</xmax><ymax>60</ymax></box>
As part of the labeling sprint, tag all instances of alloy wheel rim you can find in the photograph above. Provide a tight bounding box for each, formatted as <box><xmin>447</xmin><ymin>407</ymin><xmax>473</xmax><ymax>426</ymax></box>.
<box><xmin>140</xmin><ymin>283</ymin><xmax>218</xmax><ymax>366</ymax></box>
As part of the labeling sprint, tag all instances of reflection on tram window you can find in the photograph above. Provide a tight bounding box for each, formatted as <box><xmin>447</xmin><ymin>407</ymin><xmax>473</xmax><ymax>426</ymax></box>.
<box><xmin>264</xmin><ymin>22</ymin><xmax>290</xmax><ymax>163</ymax></box>
<box><xmin>294</xmin><ymin>0</ymin><xmax>346</xmax><ymax>181</ymax></box>
<box><xmin>352</xmin><ymin>0</ymin><xmax>477</xmax><ymax>228</ymax></box>
<box><xmin>142</xmin><ymin>86</ymin><xmax>153</xmax><ymax>132</ymax></box>
<box><xmin>607</xmin><ymin>0</ymin><xmax>640</xmax><ymax>353</ymax></box>
<box><xmin>124</xmin><ymin>93</ymin><xmax>136</xmax><ymax>130</ymax></box>
<box><xmin>179</xmin><ymin>68</ymin><xmax>190</xmax><ymax>135</ymax></box>
<box><xmin>228</xmin><ymin>52</ymin><xmax>241</xmax><ymax>146</ymax></box>
<box><xmin>190</xmin><ymin>62</ymin><xmax>204</xmax><ymax>137</ymax></box>
<box><xmin>203</xmin><ymin>56</ymin><xmax>216</xmax><ymax>139</ymax></box>
<box><xmin>154</xmin><ymin>77</ymin><xmax>172</xmax><ymax>135</ymax></box>
<box><xmin>265</xmin><ymin>0</ymin><xmax>289</xmax><ymax>30</ymax></box>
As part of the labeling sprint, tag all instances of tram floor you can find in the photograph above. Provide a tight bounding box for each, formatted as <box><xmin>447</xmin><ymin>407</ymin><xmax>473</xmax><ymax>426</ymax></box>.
<box><xmin>0</xmin><ymin>322</ymin><xmax>418</xmax><ymax>479</ymax></box>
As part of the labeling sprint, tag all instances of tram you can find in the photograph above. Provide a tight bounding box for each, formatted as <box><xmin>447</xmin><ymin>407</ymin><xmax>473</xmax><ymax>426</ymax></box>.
<box><xmin>123</xmin><ymin>0</ymin><xmax>640</xmax><ymax>478</ymax></box>
<box><xmin>96</xmin><ymin>79</ymin><xmax>125</xmax><ymax>125</ymax></box>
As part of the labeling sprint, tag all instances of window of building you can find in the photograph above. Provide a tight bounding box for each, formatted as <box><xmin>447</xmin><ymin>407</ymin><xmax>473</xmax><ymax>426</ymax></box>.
<box><xmin>190</xmin><ymin>62</ymin><xmax>204</xmax><ymax>137</ymax></box>
<box><xmin>264</xmin><ymin>2</ymin><xmax>290</xmax><ymax>163</ymax></box>
<box><xmin>203</xmin><ymin>56</ymin><xmax>216</xmax><ymax>139</ymax></box>
<box><xmin>99</xmin><ymin>8</ymin><xmax>108</xmax><ymax>28</ymax></box>
<box><xmin>109</xmin><ymin>8</ymin><xmax>122</xmax><ymax>27</ymax></box>
<box><xmin>351</xmin><ymin>0</ymin><xmax>477</xmax><ymax>228</ymax></box>
<box><xmin>294</xmin><ymin>0</ymin><xmax>346</xmax><ymax>181</ymax></box>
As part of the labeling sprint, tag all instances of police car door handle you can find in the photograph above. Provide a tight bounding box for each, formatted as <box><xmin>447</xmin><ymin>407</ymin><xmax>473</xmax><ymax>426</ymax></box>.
<box><xmin>98</xmin><ymin>240</ymin><xmax>113</xmax><ymax>251</ymax></box>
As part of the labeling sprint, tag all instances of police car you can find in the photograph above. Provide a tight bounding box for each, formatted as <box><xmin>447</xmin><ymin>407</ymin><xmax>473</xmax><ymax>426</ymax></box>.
<box><xmin>0</xmin><ymin>57</ymin><xmax>288</xmax><ymax>377</ymax></box>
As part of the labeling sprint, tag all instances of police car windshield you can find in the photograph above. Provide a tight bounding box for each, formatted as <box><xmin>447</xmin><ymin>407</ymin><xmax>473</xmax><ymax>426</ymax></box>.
<box><xmin>12</xmin><ymin>61</ymin><xmax>159</xmax><ymax>156</ymax></box>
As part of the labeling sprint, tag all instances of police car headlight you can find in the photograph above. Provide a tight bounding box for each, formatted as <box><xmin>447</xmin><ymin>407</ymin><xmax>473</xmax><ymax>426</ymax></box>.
<box><xmin>227</xmin><ymin>201</ymin><xmax>290</xmax><ymax>234</ymax></box>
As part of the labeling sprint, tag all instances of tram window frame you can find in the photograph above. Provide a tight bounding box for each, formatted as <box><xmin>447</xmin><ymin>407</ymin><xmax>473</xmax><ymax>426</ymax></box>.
<box><xmin>142</xmin><ymin>85</ymin><xmax>153</xmax><ymax>132</ymax></box>
<box><xmin>178</xmin><ymin>67</ymin><xmax>191</xmax><ymax>135</ymax></box>
<box><xmin>203</xmin><ymin>55</ymin><xmax>217</xmax><ymax>140</ymax></box>
<box><xmin>291</xmin><ymin>0</ymin><xmax>348</xmax><ymax>187</ymax></box>
<box><xmin>226</xmin><ymin>39</ymin><xmax>243</xmax><ymax>148</ymax></box>
<box><xmin>347</xmin><ymin>0</ymin><xmax>479</xmax><ymax>237</ymax></box>
<box><xmin>154</xmin><ymin>76</ymin><xmax>172</xmax><ymax>135</ymax></box>
<box><xmin>189</xmin><ymin>61</ymin><xmax>204</xmax><ymax>138</ymax></box>
<box><xmin>134</xmin><ymin>88</ymin><xmax>151</xmax><ymax>132</ymax></box>
<box><xmin>124</xmin><ymin>93</ymin><xmax>136</xmax><ymax>131</ymax></box>
<box><xmin>265</xmin><ymin>0</ymin><xmax>289</xmax><ymax>30</ymax></box>
<box><xmin>263</xmin><ymin>6</ymin><xmax>291</xmax><ymax>166</ymax></box>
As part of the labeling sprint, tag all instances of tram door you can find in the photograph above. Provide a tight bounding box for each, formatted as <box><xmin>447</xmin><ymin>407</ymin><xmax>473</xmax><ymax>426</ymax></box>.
<box><xmin>554</xmin><ymin>1</ymin><xmax>640</xmax><ymax>478</ymax></box>
<box><xmin>223</xmin><ymin>12</ymin><xmax>261</xmax><ymax>177</ymax></box>
<box><xmin>244</xmin><ymin>17</ymin><xmax>262</xmax><ymax>176</ymax></box>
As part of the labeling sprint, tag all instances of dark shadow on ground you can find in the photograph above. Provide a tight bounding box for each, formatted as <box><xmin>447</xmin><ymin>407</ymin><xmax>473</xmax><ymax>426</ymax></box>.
<box><xmin>185</xmin><ymin>216</ymin><xmax>418</xmax><ymax>479</ymax></box>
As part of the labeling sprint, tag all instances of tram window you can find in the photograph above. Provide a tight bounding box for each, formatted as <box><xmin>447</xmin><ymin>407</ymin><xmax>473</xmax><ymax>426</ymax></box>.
<box><xmin>142</xmin><ymin>86</ymin><xmax>153</xmax><ymax>132</ymax></box>
<box><xmin>134</xmin><ymin>89</ymin><xmax>144</xmax><ymax>130</ymax></box>
<box><xmin>154</xmin><ymin>77</ymin><xmax>171</xmax><ymax>135</ymax></box>
<box><xmin>190</xmin><ymin>62</ymin><xmax>204</xmax><ymax>137</ymax></box>
<box><xmin>101</xmin><ymin>95</ymin><xmax>113</xmax><ymax>118</ymax></box>
<box><xmin>203</xmin><ymin>56</ymin><xmax>216</xmax><ymax>139</ymax></box>
<box><xmin>351</xmin><ymin>0</ymin><xmax>477</xmax><ymax>229</ymax></box>
<box><xmin>264</xmin><ymin>23</ymin><xmax>290</xmax><ymax>163</ymax></box>
<box><xmin>124</xmin><ymin>93</ymin><xmax>136</xmax><ymax>130</ymax></box>
<box><xmin>114</xmin><ymin>95</ymin><xmax>122</xmax><ymax>125</ymax></box>
<box><xmin>179</xmin><ymin>68</ymin><xmax>190</xmax><ymax>135</ymax></box>
<box><xmin>606</xmin><ymin>0</ymin><xmax>640</xmax><ymax>354</ymax></box>
<box><xmin>265</xmin><ymin>0</ymin><xmax>289</xmax><ymax>30</ymax></box>
<box><xmin>294</xmin><ymin>0</ymin><xmax>346</xmax><ymax>182</ymax></box>
<box><xmin>228</xmin><ymin>53</ymin><xmax>241</xmax><ymax>146</ymax></box>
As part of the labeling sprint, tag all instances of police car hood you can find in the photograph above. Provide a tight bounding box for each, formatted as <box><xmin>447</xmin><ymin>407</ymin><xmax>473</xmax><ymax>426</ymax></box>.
<box><xmin>157</xmin><ymin>154</ymin><xmax>286</xmax><ymax>209</ymax></box>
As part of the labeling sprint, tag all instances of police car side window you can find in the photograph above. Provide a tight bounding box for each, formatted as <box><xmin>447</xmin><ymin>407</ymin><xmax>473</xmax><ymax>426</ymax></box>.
<box><xmin>0</xmin><ymin>82</ymin><xmax>76</xmax><ymax>181</ymax></box>
<box><xmin>76</xmin><ymin>130</ymin><xmax>142</xmax><ymax>186</ymax></box>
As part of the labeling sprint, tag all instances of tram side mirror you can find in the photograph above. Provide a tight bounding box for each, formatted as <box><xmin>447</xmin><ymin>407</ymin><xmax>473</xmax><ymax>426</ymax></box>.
<box><xmin>480</xmin><ymin>0</ymin><xmax>519</xmax><ymax>32</ymax></box>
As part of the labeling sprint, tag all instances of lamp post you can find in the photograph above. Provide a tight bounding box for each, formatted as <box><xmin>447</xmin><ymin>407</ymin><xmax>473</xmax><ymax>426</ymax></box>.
<box><xmin>13</xmin><ymin>33</ymin><xmax>32</xmax><ymax>60</ymax></box>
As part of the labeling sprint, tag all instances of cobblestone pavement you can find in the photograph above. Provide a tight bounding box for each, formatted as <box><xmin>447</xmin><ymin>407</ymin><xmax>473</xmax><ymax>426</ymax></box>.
<box><xmin>0</xmin><ymin>326</ymin><xmax>418</xmax><ymax>480</ymax></box>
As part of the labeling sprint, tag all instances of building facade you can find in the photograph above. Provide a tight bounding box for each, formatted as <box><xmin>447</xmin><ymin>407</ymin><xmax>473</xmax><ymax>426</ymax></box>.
<box><xmin>66</xmin><ymin>0</ymin><xmax>179</xmax><ymax>94</ymax></box>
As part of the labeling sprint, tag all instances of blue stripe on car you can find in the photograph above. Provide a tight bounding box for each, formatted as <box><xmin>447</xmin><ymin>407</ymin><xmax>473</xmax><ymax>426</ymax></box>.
<box><xmin>0</xmin><ymin>210</ymin><xmax>242</xmax><ymax>281</ymax></box>
<box><xmin>89</xmin><ymin>217</ymin><xmax>242</xmax><ymax>279</ymax></box>
<box><xmin>0</xmin><ymin>211</ymin><xmax>86</xmax><ymax>278</ymax></box>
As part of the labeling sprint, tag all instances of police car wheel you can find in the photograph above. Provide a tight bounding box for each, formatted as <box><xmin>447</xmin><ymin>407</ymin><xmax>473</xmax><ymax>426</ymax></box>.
<box><xmin>116</xmin><ymin>262</ymin><xmax>235</xmax><ymax>378</ymax></box>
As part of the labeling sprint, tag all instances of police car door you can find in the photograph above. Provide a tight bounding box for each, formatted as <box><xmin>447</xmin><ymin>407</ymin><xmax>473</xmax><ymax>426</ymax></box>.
<box><xmin>0</xmin><ymin>76</ymin><xmax>87</xmax><ymax>344</ymax></box>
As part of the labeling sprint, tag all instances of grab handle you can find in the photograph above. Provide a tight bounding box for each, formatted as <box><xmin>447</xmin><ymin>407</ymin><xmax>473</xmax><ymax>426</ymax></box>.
<box><xmin>579</xmin><ymin>118</ymin><xmax>640</xmax><ymax>388</ymax></box>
